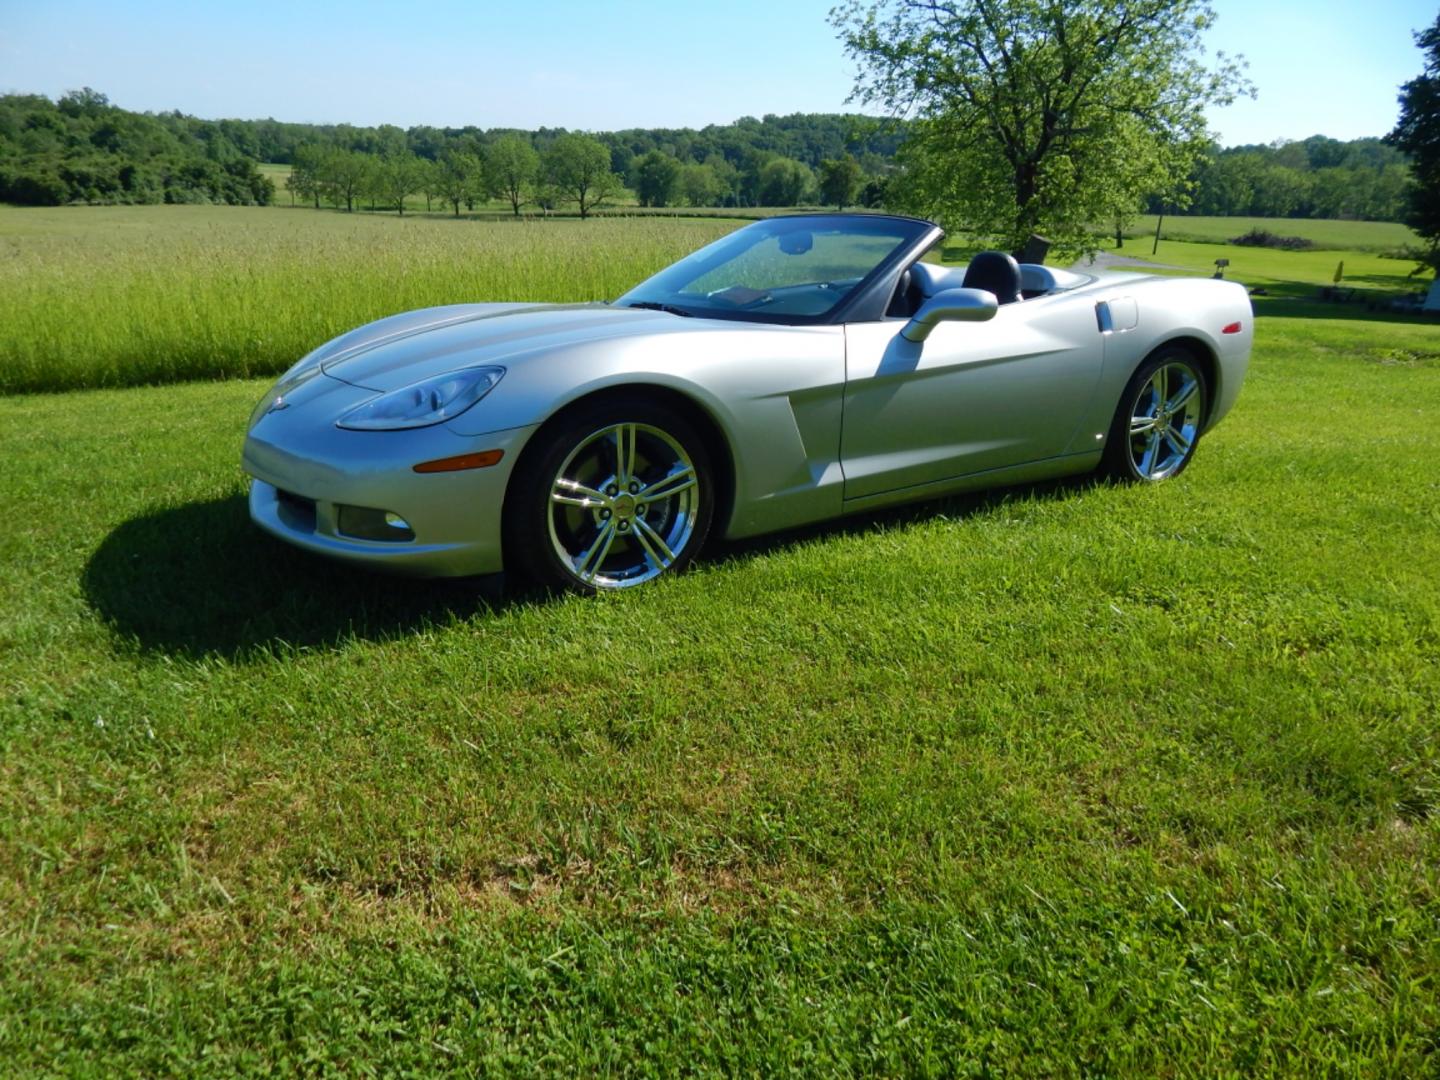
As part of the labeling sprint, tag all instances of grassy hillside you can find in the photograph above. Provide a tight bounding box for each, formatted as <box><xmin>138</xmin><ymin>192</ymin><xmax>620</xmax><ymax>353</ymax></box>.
<box><xmin>1</xmin><ymin>249</ymin><xmax>1438</xmax><ymax>1071</ymax></box>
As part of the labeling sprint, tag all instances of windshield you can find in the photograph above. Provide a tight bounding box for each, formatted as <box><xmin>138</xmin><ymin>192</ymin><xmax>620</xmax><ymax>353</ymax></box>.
<box><xmin>616</xmin><ymin>215</ymin><xmax>932</xmax><ymax>324</ymax></box>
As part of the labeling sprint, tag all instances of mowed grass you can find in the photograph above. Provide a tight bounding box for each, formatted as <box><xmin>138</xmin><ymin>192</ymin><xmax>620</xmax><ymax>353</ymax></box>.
<box><xmin>1109</xmin><ymin>237</ymin><xmax>1428</xmax><ymax>292</ymax></box>
<box><xmin>1</xmin><ymin>296</ymin><xmax>1438</xmax><ymax>1070</ymax></box>
<box><xmin>0</xmin><ymin>205</ymin><xmax>736</xmax><ymax>394</ymax></box>
<box><xmin>1128</xmin><ymin>214</ymin><xmax>1422</xmax><ymax>252</ymax></box>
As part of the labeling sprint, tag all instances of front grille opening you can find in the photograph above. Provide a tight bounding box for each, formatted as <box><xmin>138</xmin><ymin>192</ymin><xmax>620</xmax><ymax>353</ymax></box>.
<box><xmin>275</xmin><ymin>489</ymin><xmax>317</xmax><ymax>534</ymax></box>
<box><xmin>336</xmin><ymin>504</ymin><xmax>416</xmax><ymax>543</ymax></box>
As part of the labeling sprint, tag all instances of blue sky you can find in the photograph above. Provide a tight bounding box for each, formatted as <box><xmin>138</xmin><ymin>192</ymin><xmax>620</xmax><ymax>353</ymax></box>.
<box><xmin>0</xmin><ymin>0</ymin><xmax>1432</xmax><ymax>145</ymax></box>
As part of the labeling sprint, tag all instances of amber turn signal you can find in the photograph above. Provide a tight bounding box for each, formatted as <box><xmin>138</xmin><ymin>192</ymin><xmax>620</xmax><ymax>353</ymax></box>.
<box><xmin>412</xmin><ymin>449</ymin><xmax>505</xmax><ymax>473</ymax></box>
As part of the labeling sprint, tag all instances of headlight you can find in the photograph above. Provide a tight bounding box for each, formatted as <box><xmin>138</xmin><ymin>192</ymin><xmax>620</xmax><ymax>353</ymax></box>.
<box><xmin>336</xmin><ymin>366</ymin><xmax>505</xmax><ymax>431</ymax></box>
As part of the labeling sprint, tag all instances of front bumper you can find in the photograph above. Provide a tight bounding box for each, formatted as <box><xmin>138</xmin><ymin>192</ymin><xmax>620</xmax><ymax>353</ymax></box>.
<box><xmin>243</xmin><ymin>405</ymin><xmax>539</xmax><ymax>577</ymax></box>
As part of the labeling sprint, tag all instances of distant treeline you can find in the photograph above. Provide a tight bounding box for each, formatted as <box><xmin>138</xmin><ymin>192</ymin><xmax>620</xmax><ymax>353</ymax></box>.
<box><xmin>0</xmin><ymin>90</ymin><xmax>273</xmax><ymax>206</ymax></box>
<box><xmin>1171</xmin><ymin>137</ymin><xmax>1409</xmax><ymax>222</ymax></box>
<box><xmin>0</xmin><ymin>89</ymin><xmax>1413</xmax><ymax>222</ymax></box>
<box><xmin>262</xmin><ymin>111</ymin><xmax>902</xmax><ymax>212</ymax></box>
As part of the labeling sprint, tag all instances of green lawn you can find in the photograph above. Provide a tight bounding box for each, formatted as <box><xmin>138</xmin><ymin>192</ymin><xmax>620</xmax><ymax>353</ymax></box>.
<box><xmin>1128</xmin><ymin>214</ymin><xmax>1421</xmax><ymax>253</ymax></box>
<box><xmin>1081</xmin><ymin>237</ymin><xmax>1435</xmax><ymax>324</ymax></box>
<box><xmin>1</xmin><ymin>279</ymin><xmax>1438</xmax><ymax>1070</ymax></box>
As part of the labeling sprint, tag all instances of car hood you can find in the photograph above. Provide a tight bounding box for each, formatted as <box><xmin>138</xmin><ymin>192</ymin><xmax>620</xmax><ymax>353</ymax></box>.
<box><xmin>319</xmin><ymin>302</ymin><xmax>691</xmax><ymax>392</ymax></box>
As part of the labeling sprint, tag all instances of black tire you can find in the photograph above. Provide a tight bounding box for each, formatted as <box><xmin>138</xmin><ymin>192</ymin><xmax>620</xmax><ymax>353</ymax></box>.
<box><xmin>1102</xmin><ymin>347</ymin><xmax>1209</xmax><ymax>483</ymax></box>
<box><xmin>503</xmin><ymin>397</ymin><xmax>716</xmax><ymax>592</ymax></box>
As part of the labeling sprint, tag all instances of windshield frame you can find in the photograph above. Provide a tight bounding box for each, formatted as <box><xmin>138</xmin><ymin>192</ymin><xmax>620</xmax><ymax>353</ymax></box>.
<box><xmin>615</xmin><ymin>213</ymin><xmax>943</xmax><ymax>327</ymax></box>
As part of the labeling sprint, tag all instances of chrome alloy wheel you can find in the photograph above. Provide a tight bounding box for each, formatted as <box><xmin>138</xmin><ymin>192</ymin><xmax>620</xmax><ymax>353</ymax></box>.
<box><xmin>1126</xmin><ymin>361</ymin><xmax>1202</xmax><ymax>481</ymax></box>
<box><xmin>546</xmin><ymin>422</ymin><xmax>701</xmax><ymax>588</ymax></box>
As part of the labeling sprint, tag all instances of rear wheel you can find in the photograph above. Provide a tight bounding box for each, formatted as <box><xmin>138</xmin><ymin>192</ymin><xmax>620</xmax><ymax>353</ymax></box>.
<box><xmin>1103</xmin><ymin>349</ymin><xmax>1208</xmax><ymax>482</ymax></box>
<box><xmin>505</xmin><ymin>399</ymin><xmax>715</xmax><ymax>592</ymax></box>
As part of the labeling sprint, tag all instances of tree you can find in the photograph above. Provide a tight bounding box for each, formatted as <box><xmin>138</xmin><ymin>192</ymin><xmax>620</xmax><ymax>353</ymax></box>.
<box><xmin>376</xmin><ymin>152</ymin><xmax>425</xmax><ymax>215</ymax></box>
<box><xmin>679</xmin><ymin>162</ymin><xmax>723</xmax><ymax>206</ymax></box>
<box><xmin>319</xmin><ymin>148</ymin><xmax>370</xmax><ymax>212</ymax></box>
<box><xmin>704</xmin><ymin>154</ymin><xmax>742</xmax><ymax>206</ymax></box>
<box><xmin>57</xmin><ymin>87</ymin><xmax>110</xmax><ymax>118</ymax></box>
<box><xmin>486</xmin><ymin>133</ymin><xmax>539</xmax><ymax>216</ymax></box>
<box><xmin>365</xmin><ymin>152</ymin><xmax>420</xmax><ymax>216</ymax></box>
<box><xmin>542</xmin><ymin>133</ymin><xmax>622</xmax><ymax>218</ymax></box>
<box><xmin>832</xmin><ymin>0</ymin><xmax>1251</xmax><ymax>254</ymax></box>
<box><xmin>1193</xmin><ymin>151</ymin><xmax>1260</xmax><ymax>215</ymax></box>
<box><xmin>858</xmin><ymin>175</ymin><xmax>891</xmax><ymax>208</ymax></box>
<box><xmin>818</xmin><ymin>155</ymin><xmax>863</xmax><ymax>209</ymax></box>
<box><xmin>419</xmin><ymin>159</ymin><xmax>442</xmax><ymax>212</ymax></box>
<box><xmin>1387</xmin><ymin>12</ymin><xmax>1440</xmax><ymax>266</ymax></box>
<box><xmin>287</xmin><ymin>144</ymin><xmax>324</xmax><ymax>209</ymax></box>
<box><xmin>634</xmin><ymin>149</ymin><xmax>682</xmax><ymax>207</ymax></box>
<box><xmin>756</xmin><ymin>156</ymin><xmax>814</xmax><ymax>205</ymax></box>
<box><xmin>436</xmin><ymin>151</ymin><xmax>483</xmax><ymax>217</ymax></box>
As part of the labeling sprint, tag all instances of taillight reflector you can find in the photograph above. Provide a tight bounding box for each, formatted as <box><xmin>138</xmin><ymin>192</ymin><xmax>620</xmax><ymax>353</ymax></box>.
<box><xmin>413</xmin><ymin>449</ymin><xmax>504</xmax><ymax>473</ymax></box>
<box><xmin>1222</xmin><ymin>321</ymin><xmax>1242</xmax><ymax>334</ymax></box>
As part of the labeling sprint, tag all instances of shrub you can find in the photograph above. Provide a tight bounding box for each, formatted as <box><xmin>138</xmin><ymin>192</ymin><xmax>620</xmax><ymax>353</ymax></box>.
<box><xmin>1229</xmin><ymin>228</ymin><xmax>1314</xmax><ymax>250</ymax></box>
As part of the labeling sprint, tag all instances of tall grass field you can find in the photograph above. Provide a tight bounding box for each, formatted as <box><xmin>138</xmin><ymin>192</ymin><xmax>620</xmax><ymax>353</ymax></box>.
<box><xmin>3</xmin><ymin>205</ymin><xmax>1432</xmax><ymax>396</ymax></box>
<box><xmin>0</xmin><ymin>206</ymin><xmax>734</xmax><ymax>394</ymax></box>
<box><xmin>1</xmin><ymin>203</ymin><xmax>1438</xmax><ymax>1074</ymax></box>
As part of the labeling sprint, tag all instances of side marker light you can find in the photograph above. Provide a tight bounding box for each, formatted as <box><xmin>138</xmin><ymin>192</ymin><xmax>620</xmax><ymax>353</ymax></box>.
<box><xmin>413</xmin><ymin>449</ymin><xmax>505</xmax><ymax>473</ymax></box>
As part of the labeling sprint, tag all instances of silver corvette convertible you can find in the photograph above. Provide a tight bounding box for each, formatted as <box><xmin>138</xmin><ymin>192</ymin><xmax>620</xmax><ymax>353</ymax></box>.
<box><xmin>243</xmin><ymin>213</ymin><xmax>1252</xmax><ymax>591</ymax></box>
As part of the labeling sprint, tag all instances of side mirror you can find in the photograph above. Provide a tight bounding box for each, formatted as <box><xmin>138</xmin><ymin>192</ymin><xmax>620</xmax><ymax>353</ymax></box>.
<box><xmin>901</xmin><ymin>287</ymin><xmax>999</xmax><ymax>342</ymax></box>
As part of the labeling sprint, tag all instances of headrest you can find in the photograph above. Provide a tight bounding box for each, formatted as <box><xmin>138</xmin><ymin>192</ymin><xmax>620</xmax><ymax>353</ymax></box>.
<box><xmin>962</xmin><ymin>251</ymin><xmax>1022</xmax><ymax>304</ymax></box>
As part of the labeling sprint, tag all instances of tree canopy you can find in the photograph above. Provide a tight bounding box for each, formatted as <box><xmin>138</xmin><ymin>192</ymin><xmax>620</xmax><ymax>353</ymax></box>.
<box><xmin>832</xmin><ymin>0</ymin><xmax>1252</xmax><ymax>253</ymax></box>
<box><xmin>0</xmin><ymin>89</ymin><xmax>272</xmax><ymax>206</ymax></box>
<box><xmin>542</xmin><ymin>134</ymin><xmax>622</xmax><ymax>218</ymax></box>
<box><xmin>634</xmin><ymin>150</ymin><xmax>683</xmax><ymax>207</ymax></box>
<box><xmin>485</xmin><ymin>134</ymin><xmax>539</xmax><ymax>216</ymax></box>
<box><xmin>0</xmin><ymin>87</ymin><xmax>1410</xmax><ymax>221</ymax></box>
<box><xmin>819</xmin><ymin>155</ymin><xmax>864</xmax><ymax>209</ymax></box>
<box><xmin>1387</xmin><ymin>12</ymin><xmax>1440</xmax><ymax>265</ymax></box>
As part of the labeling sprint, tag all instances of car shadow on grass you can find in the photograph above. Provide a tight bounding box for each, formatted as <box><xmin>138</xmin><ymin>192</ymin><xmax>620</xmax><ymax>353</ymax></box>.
<box><xmin>81</xmin><ymin>494</ymin><xmax>509</xmax><ymax>659</ymax></box>
<box><xmin>83</xmin><ymin>475</ymin><xmax>1104</xmax><ymax>660</ymax></box>
<box><xmin>707</xmin><ymin>472</ymin><xmax>1103</xmax><ymax>570</ymax></box>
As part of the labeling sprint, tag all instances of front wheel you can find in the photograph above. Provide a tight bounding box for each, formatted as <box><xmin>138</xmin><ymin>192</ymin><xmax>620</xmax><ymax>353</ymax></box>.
<box><xmin>505</xmin><ymin>399</ymin><xmax>715</xmax><ymax>592</ymax></box>
<box><xmin>1102</xmin><ymin>349</ymin><xmax>1209</xmax><ymax>482</ymax></box>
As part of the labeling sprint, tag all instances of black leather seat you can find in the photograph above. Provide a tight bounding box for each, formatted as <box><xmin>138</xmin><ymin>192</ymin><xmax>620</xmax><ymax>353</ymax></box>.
<box><xmin>962</xmin><ymin>251</ymin><xmax>1023</xmax><ymax>304</ymax></box>
<box><xmin>887</xmin><ymin>268</ymin><xmax>927</xmax><ymax>317</ymax></box>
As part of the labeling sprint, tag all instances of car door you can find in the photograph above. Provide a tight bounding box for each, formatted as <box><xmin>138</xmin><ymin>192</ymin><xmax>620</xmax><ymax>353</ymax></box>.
<box><xmin>839</xmin><ymin>293</ymin><xmax>1105</xmax><ymax>500</ymax></box>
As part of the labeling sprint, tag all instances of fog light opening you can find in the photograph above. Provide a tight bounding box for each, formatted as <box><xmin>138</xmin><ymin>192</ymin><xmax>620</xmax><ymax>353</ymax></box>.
<box><xmin>336</xmin><ymin>505</ymin><xmax>417</xmax><ymax>542</ymax></box>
